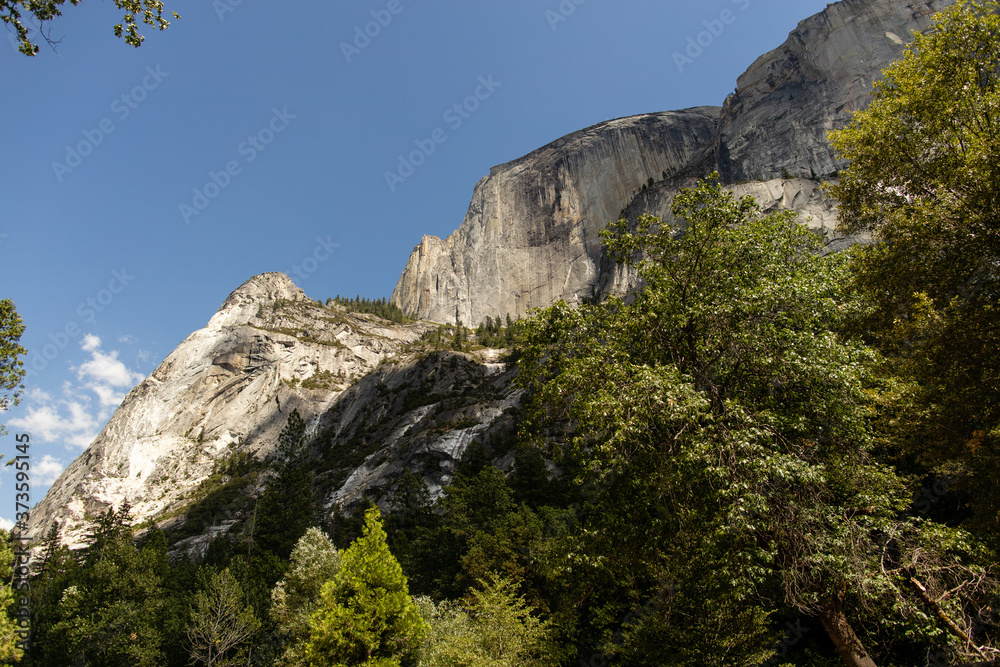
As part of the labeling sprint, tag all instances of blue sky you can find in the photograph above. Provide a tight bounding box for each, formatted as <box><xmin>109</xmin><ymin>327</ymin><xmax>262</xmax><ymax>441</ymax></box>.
<box><xmin>0</xmin><ymin>0</ymin><xmax>835</xmax><ymax>523</ymax></box>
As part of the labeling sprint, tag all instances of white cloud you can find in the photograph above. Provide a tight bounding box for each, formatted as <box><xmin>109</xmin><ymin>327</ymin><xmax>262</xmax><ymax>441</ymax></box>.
<box><xmin>81</xmin><ymin>334</ymin><xmax>101</xmax><ymax>352</ymax></box>
<box><xmin>35</xmin><ymin>454</ymin><xmax>66</xmax><ymax>486</ymax></box>
<box><xmin>117</xmin><ymin>335</ymin><xmax>135</xmax><ymax>344</ymax></box>
<box><xmin>76</xmin><ymin>349</ymin><xmax>144</xmax><ymax>389</ymax></box>
<box><xmin>0</xmin><ymin>517</ymin><xmax>13</xmax><ymax>532</ymax></box>
<box><xmin>8</xmin><ymin>401</ymin><xmax>99</xmax><ymax>446</ymax></box>
<box><xmin>26</xmin><ymin>387</ymin><xmax>52</xmax><ymax>403</ymax></box>
<box><xmin>8</xmin><ymin>336</ymin><xmax>145</xmax><ymax>450</ymax></box>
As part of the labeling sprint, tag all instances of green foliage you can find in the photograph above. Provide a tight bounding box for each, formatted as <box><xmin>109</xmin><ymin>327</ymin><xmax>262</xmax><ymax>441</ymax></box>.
<box><xmin>44</xmin><ymin>504</ymin><xmax>169</xmax><ymax>667</ymax></box>
<box><xmin>452</xmin><ymin>321</ymin><xmax>466</xmax><ymax>352</ymax></box>
<box><xmin>515</xmin><ymin>176</ymin><xmax>996</xmax><ymax>664</ymax></box>
<box><xmin>417</xmin><ymin>573</ymin><xmax>551</xmax><ymax>667</ymax></box>
<box><xmin>0</xmin><ymin>0</ymin><xmax>178</xmax><ymax>55</ymax></box>
<box><xmin>186</xmin><ymin>568</ymin><xmax>260</xmax><ymax>667</ymax></box>
<box><xmin>169</xmin><ymin>450</ymin><xmax>261</xmax><ymax>542</ymax></box>
<box><xmin>256</xmin><ymin>410</ymin><xmax>316</xmax><ymax>559</ymax></box>
<box><xmin>306</xmin><ymin>507</ymin><xmax>426</xmax><ymax>667</ymax></box>
<box><xmin>474</xmin><ymin>316</ymin><xmax>524</xmax><ymax>349</ymax></box>
<box><xmin>0</xmin><ymin>530</ymin><xmax>24</xmax><ymax>665</ymax></box>
<box><xmin>0</xmin><ymin>300</ymin><xmax>26</xmax><ymax>437</ymax></box>
<box><xmin>828</xmin><ymin>0</ymin><xmax>1000</xmax><ymax>547</ymax></box>
<box><xmin>302</xmin><ymin>369</ymin><xmax>338</xmax><ymax>390</ymax></box>
<box><xmin>277</xmin><ymin>408</ymin><xmax>307</xmax><ymax>462</ymax></box>
<box><xmin>329</xmin><ymin>295</ymin><xmax>408</xmax><ymax>324</ymax></box>
<box><xmin>271</xmin><ymin>527</ymin><xmax>342</xmax><ymax>667</ymax></box>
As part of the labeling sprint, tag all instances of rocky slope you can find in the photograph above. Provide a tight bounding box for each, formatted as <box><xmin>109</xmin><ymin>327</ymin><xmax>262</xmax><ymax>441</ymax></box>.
<box><xmin>392</xmin><ymin>0</ymin><xmax>952</xmax><ymax>326</ymax></box>
<box><xmin>717</xmin><ymin>0</ymin><xmax>949</xmax><ymax>182</ymax></box>
<box><xmin>27</xmin><ymin>273</ymin><xmax>433</xmax><ymax>547</ymax></box>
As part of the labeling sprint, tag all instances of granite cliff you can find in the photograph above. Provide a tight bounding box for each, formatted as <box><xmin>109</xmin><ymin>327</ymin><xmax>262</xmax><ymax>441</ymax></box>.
<box><xmin>27</xmin><ymin>274</ymin><xmax>433</xmax><ymax>547</ymax></box>
<box><xmin>391</xmin><ymin>0</ymin><xmax>951</xmax><ymax>326</ymax></box>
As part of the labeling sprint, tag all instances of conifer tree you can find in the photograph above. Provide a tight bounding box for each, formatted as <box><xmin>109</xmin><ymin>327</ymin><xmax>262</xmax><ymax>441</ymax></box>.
<box><xmin>306</xmin><ymin>507</ymin><xmax>426</xmax><ymax>667</ymax></box>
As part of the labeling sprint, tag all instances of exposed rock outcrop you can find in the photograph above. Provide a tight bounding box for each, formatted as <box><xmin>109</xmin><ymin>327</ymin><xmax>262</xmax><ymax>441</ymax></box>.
<box><xmin>392</xmin><ymin>0</ymin><xmax>953</xmax><ymax>326</ymax></box>
<box><xmin>716</xmin><ymin>0</ymin><xmax>950</xmax><ymax>182</ymax></box>
<box><xmin>30</xmin><ymin>0</ymin><xmax>961</xmax><ymax>551</ymax></box>
<box><xmin>391</xmin><ymin>109</ymin><xmax>721</xmax><ymax>326</ymax></box>
<box><xmin>27</xmin><ymin>273</ymin><xmax>431</xmax><ymax>547</ymax></box>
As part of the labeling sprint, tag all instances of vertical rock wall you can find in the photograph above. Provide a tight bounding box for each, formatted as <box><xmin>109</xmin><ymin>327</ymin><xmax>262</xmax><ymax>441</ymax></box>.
<box><xmin>392</xmin><ymin>0</ymin><xmax>956</xmax><ymax>326</ymax></box>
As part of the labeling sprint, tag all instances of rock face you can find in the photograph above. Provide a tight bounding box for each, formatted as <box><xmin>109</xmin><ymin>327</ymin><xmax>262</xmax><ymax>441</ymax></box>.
<box><xmin>716</xmin><ymin>0</ymin><xmax>950</xmax><ymax>182</ymax></box>
<box><xmin>27</xmin><ymin>273</ymin><xmax>432</xmax><ymax>547</ymax></box>
<box><xmin>391</xmin><ymin>109</ymin><xmax>721</xmax><ymax>326</ymax></box>
<box><xmin>392</xmin><ymin>0</ymin><xmax>954</xmax><ymax>326</ymax></box>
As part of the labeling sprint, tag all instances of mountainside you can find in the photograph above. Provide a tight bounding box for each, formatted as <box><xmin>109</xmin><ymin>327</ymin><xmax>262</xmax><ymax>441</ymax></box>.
<box><xmin>30</xmin><ymin>0</ymin><xmax>957</xmax><ymax>549</ymax></box>
<box><xmin>392</xmin><ymin>0</ymin><xmax>951</xmax><ymax>326</ymax></box>
<box><xmin>27</xmin><ymin>274</ymin><xmax>433</xmax><ymax>548</ymax></box>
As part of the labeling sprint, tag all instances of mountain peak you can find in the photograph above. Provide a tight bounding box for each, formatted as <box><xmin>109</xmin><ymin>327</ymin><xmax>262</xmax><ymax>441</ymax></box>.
<box><xmin>221</xmin><ymin>272</ymin><xmax>305</xmax><ymax>310</ymax></box>
<box><xmin>212</xmin><ymin>272</ymin><xmax>307</xmax><ymax>328</ymax></box>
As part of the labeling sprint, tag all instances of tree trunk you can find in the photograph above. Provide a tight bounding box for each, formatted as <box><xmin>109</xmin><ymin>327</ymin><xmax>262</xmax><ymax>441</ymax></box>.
<box><xmin>818</xmin><ymin>597</ymin><xmax>877</xmax><ymax>667</ymax></box>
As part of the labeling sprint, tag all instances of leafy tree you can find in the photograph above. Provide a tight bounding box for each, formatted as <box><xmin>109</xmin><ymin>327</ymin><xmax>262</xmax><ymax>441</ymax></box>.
<box><xmin>417</xmin><ymin>572</ymin><xmax>551</xmax><ymax>667</ymax></box>
<box><xmin>516</xmin><ymin>177</ymin><xmax>998</xmax><ymax>666</ymax></box>
<box><xmin>1</xmin><ymin>0</ymin><xmax>178</xmax><ymax>55</ymax></box>
<box><xmin>0</xmin><ymin>300</ymin><xmax>26</xmax><ymax>437</ymax></box>
<box><xmin>187</xmin><ymin>568</ymin><xmax>261</xmax><ymax>667</ymax></box>
<box><xmin>306</xmin><ymin>507</ymin><xmax>426</xmax><ymax>667</ymax></box>
<box><xmin>828</xmin><ymin>0</ymin><xmax>1000</xmax><ymax>546</ymax></box>
<box><xmin>0</xmin><ymin>530</ymin><xmax>24</xmax><ymax>665</ymax></box>
<box><xmin>271</xmin><ymin>527</ymin><xmax>342</xmax><ymax>667</ymax></box>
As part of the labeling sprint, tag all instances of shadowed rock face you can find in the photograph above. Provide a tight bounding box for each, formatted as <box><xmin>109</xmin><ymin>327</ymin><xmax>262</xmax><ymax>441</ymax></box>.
<box><xmin>715</xmin><ymin>0</ymin><xmax>950</xmax><ymax>182</ymax></box>
<box><xmin>393</xmin><ymin>0</ymin><xmax>955</xmax><ymax>326</ymax></box>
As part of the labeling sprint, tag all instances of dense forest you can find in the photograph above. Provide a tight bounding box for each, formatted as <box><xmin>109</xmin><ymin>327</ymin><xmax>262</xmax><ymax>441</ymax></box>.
<box><xmin>1</xmin><ymin>2</ymin><xmax>999</xmax><ymax>665</ymax></box>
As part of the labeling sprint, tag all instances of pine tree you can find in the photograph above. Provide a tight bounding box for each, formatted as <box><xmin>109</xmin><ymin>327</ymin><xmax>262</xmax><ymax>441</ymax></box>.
<box><xmin>306</xmin><ymin>507</ymin><xmax>426</xmax><ymax>667</ymax></box>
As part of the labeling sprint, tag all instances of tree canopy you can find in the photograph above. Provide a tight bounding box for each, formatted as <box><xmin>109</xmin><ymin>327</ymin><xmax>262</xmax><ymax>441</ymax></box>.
<box><xmin>828</xmin><ymin>0</ymin><xmax>1000</xmax><ymax>545</ymax></box>
<box><xmin>516</xmin><ymin>176</ymin><xmax>998</xmax><ymax>666</ymax></box>
<box><xmin>0</xmin><ymin>299</ymin><xmax>25</xmax><ymax>437</ymax></box>
<box><xmin>1</xmin><ymin>0</ymin><xmax>178</xmax><ymax>55</ymax></box>
<box><xmin>306</xmin><ymin>507</ymin><xmax>426</xmax><ymax>667</ymax></box>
